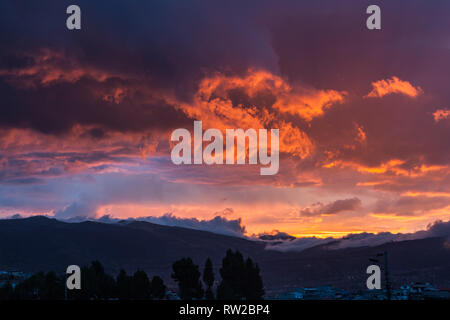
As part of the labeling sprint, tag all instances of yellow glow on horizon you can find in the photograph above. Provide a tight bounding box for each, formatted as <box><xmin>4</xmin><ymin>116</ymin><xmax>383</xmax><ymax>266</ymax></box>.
<box><xmin>291</xmin><ymin>230</ymin><xmax>371</xmax><ymax>239</ymax></box>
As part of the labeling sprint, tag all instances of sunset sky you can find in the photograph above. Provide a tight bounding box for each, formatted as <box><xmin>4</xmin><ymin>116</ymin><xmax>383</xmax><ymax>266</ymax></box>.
<box><xmin>0</xmin><ymin>1</ymin><xmax>449</xmax><ymax>238</ymax></box>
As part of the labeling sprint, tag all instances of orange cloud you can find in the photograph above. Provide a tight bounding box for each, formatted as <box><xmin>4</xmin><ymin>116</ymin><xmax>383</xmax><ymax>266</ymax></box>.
<box><xmin>272</xmin><ymin>88</ymin><xmax>346</xmax><ymax>121</ymax></box>
<box><xmin>174</xmin><ymin>70</ymin><xmax>319</xmax><ymax>158</ymax></box>
<box><xmin>433</xmin><ymin>109</ymin><xmax>450</xmax><ymax>122</ymax></box>
<box><xmin>402</xmin><ymin>191</ymin><xmax>450</xmax><ymax>198</ymax></box>
<box><xmin>366</xmin><ymin>76</ymin><xmax>423</xmax><ymax>98</ymax></box>
<box><xmin>357</xmin><ymin>159</ymin><xmax>406</xmax><ymax>174</ymax></box>
<box><xmin>359</xmin><ymin>162</ymin><xmax>448</xmax><ymax>178</ymax></box>
<box><xmin>323</xmin><ymin>158</ymin><xmax>448</xmax><ymax>179</ymax></box>
<box><xmin>354</xmin><ymin>123</ymin><xmax>367</xmax><ymax>143</ymax></box>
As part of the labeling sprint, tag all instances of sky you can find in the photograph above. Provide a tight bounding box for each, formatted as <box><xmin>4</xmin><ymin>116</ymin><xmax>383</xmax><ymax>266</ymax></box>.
<box><xmin>0</xmin><ymin>0</ymin><xmax>449</xmax><ymax>238</ymax></box>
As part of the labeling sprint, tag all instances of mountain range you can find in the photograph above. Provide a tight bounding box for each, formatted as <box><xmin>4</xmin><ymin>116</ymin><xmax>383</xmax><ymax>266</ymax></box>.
<box><xmin>1</xmin><ymin>216</ymin><xmax>450</xmax><ymax>294</ymax></box>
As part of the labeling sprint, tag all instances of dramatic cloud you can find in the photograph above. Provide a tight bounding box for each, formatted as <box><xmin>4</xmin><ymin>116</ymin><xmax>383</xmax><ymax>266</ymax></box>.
<box><xmin>174</xmin><ymin>70</ymin><xmax>317</xmax><ymax>158</ymax></box>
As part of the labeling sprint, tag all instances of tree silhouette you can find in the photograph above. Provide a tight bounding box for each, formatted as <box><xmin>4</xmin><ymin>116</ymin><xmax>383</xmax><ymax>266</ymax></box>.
<box><xmin>203</xmin><ymin>258</ymin><xmax>215</xmax><ymax>299</ymax></box>
<box><xmin>244</xmin><ymin>258</ymin><xmax>265</xmax><ymax>300</ymax></box>
<box><xmin>150</xmin><ymin>276</ymin><xmax>166</xmax><ymax>299</ymax></box>
<box><xmin>116</xmin><ymin>269</ymin><xmax>132</xmax><ymax>300</ymax></box>
<box><xmin>172</xmin><ymin>257</ymin><xmax>204</xmax><ymax>300</ymax></box>
<box><xmin>216</xmin><ymin>281</ymin><xmax>234</xmax><ymax>300</ymax></box>
<box><xmin>217</xmin><ymin>250</ymin><xmax>245</xmax><ymax>299</ymax></box>
<box><xmin>131</xmin><ymin>270</ymin><xmax>151</xmax><ymax>300</ymax></box>
<box><xmin>217</xmin><ymin>250</ymin><xmax>264</xmax><ymax>300</ymax></box>
<box><xmin>76</xmin><ymin>260</ymin><xmax>115</xmax><ymax>300</ymax></box>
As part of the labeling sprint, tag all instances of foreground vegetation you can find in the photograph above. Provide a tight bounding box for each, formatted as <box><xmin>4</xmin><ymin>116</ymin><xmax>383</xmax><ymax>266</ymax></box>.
<box><xmin>0</xmin><ymin>249</ymin><xmax>264</xmax><ymax>300</ymax></box>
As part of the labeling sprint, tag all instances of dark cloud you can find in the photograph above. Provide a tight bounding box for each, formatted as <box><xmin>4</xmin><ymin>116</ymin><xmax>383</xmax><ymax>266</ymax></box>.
<box><xmin>426</xmin><ymin>220</ymin><xmax>450</xmax><ymax>238</ymax></box>
<box><xmin>257</xmin><ymin>230</ymin><xmax>296</xmax><ymax>242</ymax></box>
<box><xmin>0</xmin><ymin>1</ymin><xmax>277</xmax><ymax>94</ymax></box>
<box><xmin>300</xmin><ymin>197</ymin><xmax>362</xmax><ymax>216</ymax></box>
<box><xmin>0</xmin><ymin>75</ymin><xmax>191</xmax><ymax>134</ymax></box>
<box><xmin>213</xmin><ymin>207</ymin><xmax>234</xmax><ymax>216</ymax></box>
<box><xmin>373</xmin><ymin>195</ymin><xmax>450</xmax><ymax>216</ymax></box>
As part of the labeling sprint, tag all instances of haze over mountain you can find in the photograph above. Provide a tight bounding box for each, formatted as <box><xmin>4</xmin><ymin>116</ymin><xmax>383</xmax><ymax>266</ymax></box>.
<box><xmin>1</xmin><ymin>216</ymin><xmax>450</xmax><ymax>293</ymax></box>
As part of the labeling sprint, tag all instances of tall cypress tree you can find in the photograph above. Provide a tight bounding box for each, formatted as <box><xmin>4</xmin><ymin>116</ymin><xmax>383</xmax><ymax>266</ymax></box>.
<box><xmin>203</xmin><ymin>258</ymin><xmax>215</xmax><ymax>299</ymax></box>
<box><xmin>217</xmin><ymin>250</ymin><xmax>245</xmax><ymax>299</ymax></box>
<box><xmin>244</xmin><ymin>258</ymin><xmax>265</xmax><ymax>300</ymax></box>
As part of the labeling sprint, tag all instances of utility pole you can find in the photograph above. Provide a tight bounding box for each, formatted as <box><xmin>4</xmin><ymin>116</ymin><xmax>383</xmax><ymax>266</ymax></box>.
<box><xmin>373</xmin><ymin>251</ymin><xmax>391</xmax><ymax>300</ymax></box>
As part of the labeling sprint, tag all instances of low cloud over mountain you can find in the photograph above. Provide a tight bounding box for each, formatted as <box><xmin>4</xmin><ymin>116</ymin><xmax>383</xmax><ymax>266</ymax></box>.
<box><xmin>59</xmin><ymin>214</ymin><xmax>450</xmax><ymax>252</ymax></box>
<box><xmin>266</xmin><ymin>219</ymin><xmax>450</xmax><ymax>252</ymax></box>
<box><xmin>63</xmin><ymin>213</ymin><xmax>246</xmax><ymax>238</ymax></box>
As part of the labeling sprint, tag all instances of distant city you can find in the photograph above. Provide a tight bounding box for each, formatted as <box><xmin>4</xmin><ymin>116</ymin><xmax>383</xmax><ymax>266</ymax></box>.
<box><xmin>274</xmin><ymin>283</ymin><xmax>450</xmax><ymax>300</ymax></box>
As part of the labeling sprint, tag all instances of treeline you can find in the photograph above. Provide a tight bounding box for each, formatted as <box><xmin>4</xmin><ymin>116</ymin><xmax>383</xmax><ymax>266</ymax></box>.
<box><xmin>0</xmin><ymin>261</ymin><xmax>166</xmax><ymax>300</ymax></box>
<box><xmin>0</xmin><ymin>249</ymin><xmax>264</xmax><ymax>300</ymax></box>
